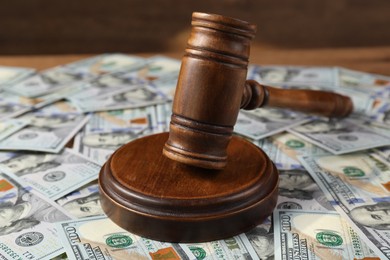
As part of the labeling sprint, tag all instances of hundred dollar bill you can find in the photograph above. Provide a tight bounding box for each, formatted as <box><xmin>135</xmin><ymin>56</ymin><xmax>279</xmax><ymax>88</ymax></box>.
<box><xmin>0</xmin><ymin>65</ymin><xmax>35</xmax><ymax>86</ymax></box>
<box><xmin>245</xmin><ymin>217</ymin><xmax>274</xmax><ymax>260</ymax></box>
<box><xmin>273</xmin><ymin>210</ymin><xmax>379</xmax><ymax>259</ymax></box>
<box><xmin>288</xmin><ymin>117</ymin><xmax>390</xmax><ymax>154</ymax></box>
<box><xmin>0</xmin><ymin>119</ymin><xmax>29</xmax><ymax>141</ymax></box>
<box><xmin>63</xmin><ymin>53</ymin><xmax>147</xmax><ymax>76</ymax></box>
<box><xmin>0</xmin><ymin>148</ymin><xmax>101</xmax><ymax>200</ymax></box>
<box><xmin>182</xmin><ymin>234</ymin><xmax>259</xmax><ymax>260</ymax></box>
<box><xmin>255</xmin><ymin>132</ymin><xmax>329</xmax><ymax>169</ymax></box>
<box><xmin>0</xmin><ymin>172</ymin><xmax>71</xmax><ymax>260</ymax></box>
<box><xmin>7</xmin><ymin>66</ymin><xmax>92</xmax><ymax>98</ymax></box>
<box><xmin>127</xmin><ymin>55</ymin><xmax>181</xmax><ymax>83</ymax></box>
<box><xmin>0</xmin><ymin>100</ymin><xmax>32</xmax><ymax>120</ymax></box>
<box><xmin>0</xmin><ymin>112</ymin><xmax>90</xmax><ymax>153</ymax></box>
<box><xmin>85</xmin><ymin>107</ymin><xmax>152</xmax><ymax>134</ymax></box>
<box><xmin>248</xmin><ymin>65</ymin><xmax>338</xmax><ymax>87</ymax></box>
<box><xmin>234</xmin><ymin>108</ymin><xmax>310</xmax><ymax>140</ymax></box>
<box><xmin>68</xmin><ymin>71</ymin><xmax>146</xmax><ymax>104</ymax></box>
<box><xmin>57</xmin><ymin>216</ymin><xmax>195</xmax><ymax>260</ymax></box>
<box><xmin>300</xmin><ymin>153</ymin><xmax>390</xmax><ymax>259</ymax></box>
<box><xmin>38</xmin><ymin>100</ymin><xmax>81</xmax><ymax>115</ymax></box>
<box><xmin>56</xmin><ymin>181</ymin><xmax>103</xmax><ymax>219</ymax></box>
<box><xmin>276</xmin><ymin>168</ymin><xmax>334</xmax><ymax>211</ymax></box>
<box><xmin>71</xmin><ymin>85</ymin><xmax>169</xmax><ymax>112</ymax></box>
<box><xmin>336</xmin><ymin>67</ymin><xmax>390</xmax><ymax>97</ymax></box>
<box><xmin>73</xmin><ymin>107</ymin><xmax>157</xmax><ymax>164</ymax></box>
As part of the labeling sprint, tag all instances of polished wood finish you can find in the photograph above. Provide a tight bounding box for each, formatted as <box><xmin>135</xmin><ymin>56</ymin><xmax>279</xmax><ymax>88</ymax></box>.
<box><xmin>99</xmin><ymin>133</ymin><xmax>278</xmax><ymax>242</ymax></box>
<box><xmin>163</xmin><ymin>12</ymin><xmax>353</xmax><ymax>170</ymax></box>
<box><xmin>163</xmin><ymin>12</ymin><xmax>256</xmax><ymax>170</ymax></box>
<box><xmin>241</xmin><ymin>80</ymin><xmax>353</xmax><ymax>117</ymax></box>
<box><xmin>99</xmin><ymin>12</ymin><xmax>354</xmax><ymax>242</ymax></box>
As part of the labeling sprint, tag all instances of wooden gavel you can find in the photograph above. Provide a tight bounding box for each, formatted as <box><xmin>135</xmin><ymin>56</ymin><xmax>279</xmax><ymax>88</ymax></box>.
<box><xmin>99</xmin><ymin>12</ymin><xmax>353</xmax><ymax>243</ymax></box>
<box><xmin>163</xmin><ymin>12</ymin><xmax>353</xmax><ymax>170</ymax></box>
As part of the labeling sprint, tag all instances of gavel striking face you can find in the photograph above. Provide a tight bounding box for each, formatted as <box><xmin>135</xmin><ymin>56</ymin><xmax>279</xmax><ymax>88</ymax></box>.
<box><xmin>163</xmin><ymin>12</ymin><xmax>353</xmax><ymax>170</ymax></box>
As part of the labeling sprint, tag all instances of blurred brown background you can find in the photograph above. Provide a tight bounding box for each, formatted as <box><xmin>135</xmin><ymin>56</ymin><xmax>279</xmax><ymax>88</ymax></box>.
<box><xmin>1</xmin><ymin>0</ymin><xmax>390</xmax><ymax>55</ymax></box>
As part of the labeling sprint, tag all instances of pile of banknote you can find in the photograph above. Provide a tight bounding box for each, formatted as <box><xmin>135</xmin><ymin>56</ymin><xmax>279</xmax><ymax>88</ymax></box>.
<box><xmin>0</xmin><ymin>54</ymin><xmax>389</xmax><ymax>259</ymax></box>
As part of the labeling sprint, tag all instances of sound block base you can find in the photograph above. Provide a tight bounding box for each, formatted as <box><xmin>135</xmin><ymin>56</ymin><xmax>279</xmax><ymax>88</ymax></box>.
<box><xmin>99</xmin><ymin>133</ymin><xmax>279</xmax><ymax>243</ymax></box>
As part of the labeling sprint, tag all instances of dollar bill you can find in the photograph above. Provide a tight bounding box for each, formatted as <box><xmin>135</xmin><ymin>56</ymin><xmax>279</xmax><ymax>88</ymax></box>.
<box><xmin>277</xmin><ymin>168</ymin><xmax>334</xmax><ymax>211</ymax></box>
<box><xmin>126</xmin><ymin>55</ymin><xmax>181</xmax><ymax>83</ymax></box>
<box><xmin>0</xmin><ymin>172</ymin><xmax>71</xmax><ymax>260</ymax></box>
<box><xmin>234</xmin><ymin>108</ymin><xmax>310</xmax><ymax>140</ymax></box>
<box><xmin>336</xmin><ymin>67</ymin><xmax>390</xmax><ymax>97</ymax></box>
<box><xmin>67</xmin><ymin>71</ymin><xmax>146</xmax><ymax>104</ymax></box>
<box><xmin>73</xmin><ymin>106</ymin><xmax>157</xmax><ymax>164</ymax></box>
<box><xmin>300</xmin><ymin>153</ymin><xmax>390</xmax><ymax>259</ymax></box>
<box><xmin>0</xmin><ymin>100</ymin><xmax>32</xmax><ymax>120</ymax></box>
<box><xmin>273</xmin><ymin>210</ymin><xmax>379</xmax><ymax>259</ymax></box>
<box><xmin>248</xmin><ymin>65</ymin><xmax>338</xmax><ymax>87</ymax></box>
<box><xmin>288</xmin><ymin>117</ymin><xmax>390</xmax><ymax>154</ymax></box>
<box><xmin>71</xmin><ymin>84</ymin><xmax>169</xmax><ymax>112</ymax></box>
<box><xmin>0</xmin><ymin>148</ymin><xmax>101</xmax><ymax>200</ymax></box>
<box><xmin>182</xmin><ymin>234</ymin><xmax>259</xmax><ymax>260</ymax></box>
<box><xmin>0</xmin><ymin>112</ymin><xmax>90</xmax><ymax>153</ymax></box>
<box><xmin>0</xmin><ymin>65</ymin><xmax>35</xmax><ymax>86</ymax></box>
<box><xmin>0</xmin><ymin>119</ymin><xmax>29</xmax><ymax>142</ymax></box>
<box><xmin>63</xmin><ymin>53</ymin><xmax>147</xmax><ymax>76</ymax></box>
<box><xmin>7</xmin><ymin>66</ymin><xmax>92</xmax><ymax>98</ymax></box>
<box><xmin>56</xmin><ymin>181</ymin><xmax>103</xmax><ymax>219</ymax></box>
<box><xmin>255</xmin><ymin>132</ymin><xmax>329</xmax><ymax>169</ymax></box>
<box><xmin>245</xmin><ymin>217</ymin><xmax>274</xmax><ymax>260</ymax></box>
<box><xmin>57</xmin><ymin>216</ymin><xmax>195</xmax><ymax>260</ymax></box>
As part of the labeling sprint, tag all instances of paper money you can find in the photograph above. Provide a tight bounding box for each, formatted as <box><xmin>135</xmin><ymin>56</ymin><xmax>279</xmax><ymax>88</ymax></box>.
<box><xmin>7</xmin><ymin>66</ymin><xmax>91</xmax><ymax>98</ymax></box>
<box><xmin>234</xmin><ymin>108</ymin><xmax>310</xmax><ymax>140</ymax></box>
<box><xmin>0</xmin><ymin>148</ymin><xmax>101</xmax><ymax>200</ymax></box>
<box><xmin>71</xmin><ymin>84</ymin><xmax>169</xmax><ymax>112</ymax></box>
<box><xmin>337</xmin><ymin>67</ymin><xmax>390</xmax><ymax>97</ymax></box>
<box><xmin>0</xmin><ymin>119</ymin><xmax>29</xmax><ymax>142</ymax></box>
<box><xmin>273</xmin><ymin>210</ymin><xmax>379</xmax><ymax>259</ymax></box>
<box><xmin>0</xmin><ymin>65</ymin><xmax>35</xmax><ymax>86</ymax></box>
<box><xmin>182</xmin><ymin>234</ymin><xmax>259</xmax><ymax>260</ymax></box>
<box><xmin>63</xmin><ymin>53</ymin><xmax>147</xmax><ymax>76</ymax></box>
<box><xmin>56</xmin><ymin>181</ymin><xmax>103</xmax><ymax>219</ymax></box>
<box><xmin>288</xmin><ymin>117</ymin><xmax>390</xmax><ymax>154</ymax></box>
<box><xmin>245</xmin><ymin>218</ymin><xmax>274</xmax><ymax>260</ymax></box>
<box><xmin>255</xmin><ymin>132</ymin><xmax>329</xmax><ymax>169</ymax></box>
<box><xmin>73</xmin><ymin>106</ymin><xmax>156</xmax><ymax>164</ymax></box>
<box><xmin>0</xmin><ymin>172</ymin><xmax>71</xmax><ymax>260</ymax></box>
<box><xmin>57</xmin><ymin>216</ymin><xmax>195</xmax><ymax>260</ymax></box>
<box><xmin>248</xmin><ymin>65</ymin><xmax>338</xmax><ymax>87</ymax></box>
<box><xmin>300</xmin><ymin>153</ymin><xmax>390</xmax><ymax>259</ymax></box>
<box><xmin>0</xmin><ymin>112</ymin><xmax>89</xmax><ymax>153</ymax></box>
<box><xmin>277</xmin><ymin>168</ymin><xmax>334</xmax><ymax>211</ymax></box>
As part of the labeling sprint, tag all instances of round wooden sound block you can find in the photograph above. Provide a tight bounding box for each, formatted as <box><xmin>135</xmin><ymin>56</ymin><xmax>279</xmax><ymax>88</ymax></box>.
<box><xmin>99</xmin><ymin>132</ymin><xmax>279</xmax><ymax>242</ymax></box>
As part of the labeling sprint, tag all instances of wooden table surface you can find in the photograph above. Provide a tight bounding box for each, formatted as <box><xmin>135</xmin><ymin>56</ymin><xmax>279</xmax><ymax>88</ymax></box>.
<box><xmin>0</xmin><ymin>46</ymin><xmax>389</xmax><ymax>76</ymax></box>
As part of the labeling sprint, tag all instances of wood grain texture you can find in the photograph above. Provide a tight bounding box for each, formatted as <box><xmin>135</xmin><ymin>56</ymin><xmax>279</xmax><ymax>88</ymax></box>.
<box><xmin>99</xmin><ymin>133</ymin><xmax>279</xmax><ymax>242</ymax></box>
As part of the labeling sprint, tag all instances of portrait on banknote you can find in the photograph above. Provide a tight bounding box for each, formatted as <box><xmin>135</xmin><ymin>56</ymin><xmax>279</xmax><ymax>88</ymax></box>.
<box><xmin>349</xmin><ymin>201</ymin><xmax>390</xmax><ymax>230</ymax></box>
<box><xmin>245</xmin><ymin>222</ymin><xmax>274</xmax><ymax>260</ymax></box>
<box><xmin>277</xmin><ymin>169</ymin><xmax>334</xmax><ymax>211</ymax></box>
<box><xmin>0</xmin><ymin>186</ymin><xmax>68</xmax><ymax>236</ymax></box>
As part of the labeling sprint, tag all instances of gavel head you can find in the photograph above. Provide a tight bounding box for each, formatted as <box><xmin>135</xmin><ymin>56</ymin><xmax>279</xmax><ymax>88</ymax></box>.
<box><xmin>163</xmin><ymin>12</ymin><xmax>256</xmax><ymax>170</ymax></box>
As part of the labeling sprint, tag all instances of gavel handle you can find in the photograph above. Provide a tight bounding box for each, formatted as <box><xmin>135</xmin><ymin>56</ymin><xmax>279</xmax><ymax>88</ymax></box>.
<box><xmin>240</xmin><ymin>80</ymin><xmax>353</xmax><ymax>118</ymax></box>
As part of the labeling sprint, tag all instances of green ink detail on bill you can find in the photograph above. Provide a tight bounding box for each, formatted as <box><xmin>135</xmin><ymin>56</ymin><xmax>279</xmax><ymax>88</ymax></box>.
<box><xmin>316</xmin><ymin>231</ymin><xmax>343</xmax><ymax>247</ymax></box>
<box><xmin>285</xmin><ymin>139</ymin><xmax>305</xmax><ymax>149</ymax></box>
<box><xmin>106</xmin><ymin>234</ymin><xmax>133</xmax><ymax>248</ymax></box>
<box><xmin>343</xmin><ymin>166</ymin><xmax>365</xmax><ymax>177</ymax></box>
<box><xmin>189</xmin><ymin>246</ymin><xmax>207</xmax><ymax>260</ymax></box>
